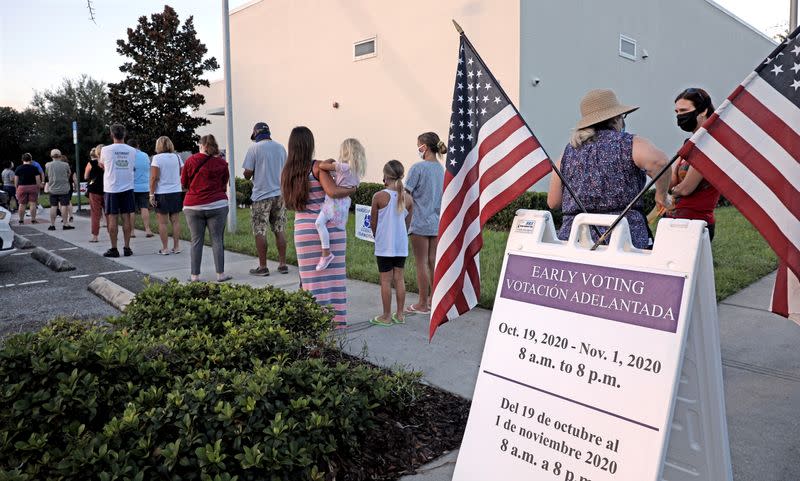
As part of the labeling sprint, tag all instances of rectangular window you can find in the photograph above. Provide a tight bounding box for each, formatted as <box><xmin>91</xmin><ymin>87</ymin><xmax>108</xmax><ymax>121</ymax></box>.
<box><xmin>354</xmin><ymin>36</ymin><xmax>377</xmax><ymax>61</ymax></box>
<box><xmin>619</xmin><ymin>34</ymin><xmax>637</xmax><ymax>61</ymax></box>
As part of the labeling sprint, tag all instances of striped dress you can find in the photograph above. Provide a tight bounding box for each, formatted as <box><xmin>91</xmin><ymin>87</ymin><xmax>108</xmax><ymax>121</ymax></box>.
<box><xmin>295</xmin><ymin>171</ymin><xmax>348</xmax><ymax>328</ymax></box>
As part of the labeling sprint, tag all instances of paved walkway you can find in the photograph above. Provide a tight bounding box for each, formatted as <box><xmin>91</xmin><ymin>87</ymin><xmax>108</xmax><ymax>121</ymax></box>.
<box><xmin>18</xmin><ymin>212</ymin><xmax>800</xmax><ymax>481</ymax></box>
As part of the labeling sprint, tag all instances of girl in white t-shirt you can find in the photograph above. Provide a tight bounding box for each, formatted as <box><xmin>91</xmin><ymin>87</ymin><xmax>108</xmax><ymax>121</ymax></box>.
<box><xmin>314</xmin><ymin>138</ymin><xmax>365</xmax><ymax>271</ymax></box>
<box><xmin>369</xmin><ymin>160</ymin><xmax>413</xmax><ymax>326</ymax></box>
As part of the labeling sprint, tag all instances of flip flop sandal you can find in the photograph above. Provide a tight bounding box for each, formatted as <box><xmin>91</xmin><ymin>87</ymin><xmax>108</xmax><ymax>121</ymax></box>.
<box><xmin>392</xmin><ymin>313</ymin><xmax>405</xmax><ymax>324</ymax></box>
<box><xmin>404</xmin><ymin>304</ymin><xmax>430</xmax><ymax>314</ymax></box>
<box><xmin>369</xmin><ymin>316</ymin><xmax>393</xmax><ymax>327</ymax></box>
<box><xmin>217</xmin><ymin>275</ymin><xmax>233</xmax><ymax>283</ymax></box>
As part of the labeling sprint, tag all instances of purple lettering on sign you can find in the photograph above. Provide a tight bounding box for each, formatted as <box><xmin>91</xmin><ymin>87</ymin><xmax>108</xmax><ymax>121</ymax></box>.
<box><xmin>500</xmin><ymin>255</ymin><xmax>685</xmax><ymax>333</ymax></box>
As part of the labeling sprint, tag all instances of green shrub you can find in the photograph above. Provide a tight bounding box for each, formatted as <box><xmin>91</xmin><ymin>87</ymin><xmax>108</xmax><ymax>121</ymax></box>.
<box><xmin>350</xmin><ymin>182</ymin><xmax>383</xmax><ymax>210</ymax></box>
<box><xmin>0</xmin><ymin>284</ymin><xmax>424</xmax><ymax>481</ymax></box>
<box><xmin>87</xmin><ymin>361</ymin><xmax>409</xmax><ymax>481</ymax></box>
<box><xmin>117</xmin><ymin>280</ymin><xmax>332</xmax><ymax>338</ymax></box>
<box><xmin>484</xmin><ymin>192</ymin><xmax>561</xmax><ymax>231</ymax></box>
<box><xmin>0</xmin><ymin>319</ymin><xmax>171</xmax><ymax>480</ymax></box>
<box><xmin>483</xmin><ymin>189</ymin><xmax>659</xmax><ymax>232</ymax></box>
<box><xmin>235</xmin><ymin>177</ymin><xmax>253</xmax><ymax>207</ymax></box>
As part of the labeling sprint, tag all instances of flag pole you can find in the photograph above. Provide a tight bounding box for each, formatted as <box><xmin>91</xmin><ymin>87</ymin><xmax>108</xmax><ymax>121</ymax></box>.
<box><xmin>589</xmin><ymin>153</ymin><xmax>679</xmax><ymax>250</ymax></box>
<box><xmin>450</xmin><ymin>20</ymin><xmax>601</xmax><ymax>238</ymax></box>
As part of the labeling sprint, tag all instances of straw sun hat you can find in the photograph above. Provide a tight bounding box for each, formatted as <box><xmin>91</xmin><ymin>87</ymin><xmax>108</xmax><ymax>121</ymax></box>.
<box><xmin>576</xmin><ymin>89</ymin><xmax>638</xmax><ymax>130</ymax></box>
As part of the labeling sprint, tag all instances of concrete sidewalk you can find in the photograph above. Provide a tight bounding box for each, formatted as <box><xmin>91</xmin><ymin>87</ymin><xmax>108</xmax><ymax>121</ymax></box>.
<box><xmin>21</xmin><ymin>212</ymin><xmax>800</xmax><ymax>481</ymax></box>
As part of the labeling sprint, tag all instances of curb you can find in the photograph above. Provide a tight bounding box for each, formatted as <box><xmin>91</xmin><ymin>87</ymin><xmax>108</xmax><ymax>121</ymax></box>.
<box><xmin>13</xmin><ymin>234</ymin><xmax>35</xmax><ymax>250</ymax></box>
<box><xmin>88</xmin><ymin>277</ymin><xmax>135</xmax><ymax>311</ymax></box>
<box><xmin>31</xmin><ymin>247</ymin><xmax>75</xmax><ymax>272</ymax></box>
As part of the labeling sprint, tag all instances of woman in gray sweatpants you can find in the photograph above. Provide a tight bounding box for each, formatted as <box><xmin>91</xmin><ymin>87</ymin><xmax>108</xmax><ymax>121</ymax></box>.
<box><xmin>180</xmin><ymin>134</ymin><xmax>232</xmax><ymax>282</ymax></box>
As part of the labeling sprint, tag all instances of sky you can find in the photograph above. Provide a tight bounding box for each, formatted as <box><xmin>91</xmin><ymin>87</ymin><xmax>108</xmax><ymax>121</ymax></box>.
<box><xmin>0</xmin><ymin>0</ymin><xmax>793</xmax><ymax>110</ymax></box>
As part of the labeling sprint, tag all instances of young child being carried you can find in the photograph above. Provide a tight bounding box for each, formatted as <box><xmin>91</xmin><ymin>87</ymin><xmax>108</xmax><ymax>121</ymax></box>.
<box><xmin>315</xmin><ymin>138</ymin><xmax>365</xmax><ymax>271</ymax></box>
<box><xmin>369</xmin><ymin>160</ymin><xmax>413</xmax><ymax>326</ymax></box>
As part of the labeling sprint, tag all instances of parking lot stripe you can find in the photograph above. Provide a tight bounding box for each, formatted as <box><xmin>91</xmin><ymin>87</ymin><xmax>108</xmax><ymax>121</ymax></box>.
<box><xmin>4</xmin><ymin>284</ymin><xmax>15</xmax><ymax>287</ymax></box>
<box><xmin>97</xmin><ymin>269</ymin><xmax>135</xmax><ymax>275</ymax></box>
<box><xmin>58</xmin><ymin>247</ymin><xmax>79</xmax><ymax>251</ymax></box>
<box><xmin>69</xmin><ymin>274</ymin><xmax>90</xmax><ymax>279</ymax></box>
<box><xmin>17</xmin><ymin>280</ymin><xmax>48</xmax><ymax>286</ymax></box>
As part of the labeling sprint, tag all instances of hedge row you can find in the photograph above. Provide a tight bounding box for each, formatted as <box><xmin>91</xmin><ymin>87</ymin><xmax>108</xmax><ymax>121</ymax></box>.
<box><xmin>0</xmin><ymin>281</ymin><xmax>421</xmax><ymax>481</ymax></box>
<box><xmin>235</xmin><ymin>178</ymin><xmax>729</xmax><ymax>232</ymax></box>
<box><xmin>348</xmin><ymin>183</ymin><xmax>657</xmax><ymax>232</ymax></box>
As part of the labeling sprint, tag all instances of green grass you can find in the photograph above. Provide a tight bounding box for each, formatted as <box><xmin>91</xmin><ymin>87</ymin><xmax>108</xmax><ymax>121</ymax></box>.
<box><xmin>710</xmin><ymin>207</ymin><xmax>778</xmax><ymax>300</ymax></box>
<box><xmin>135</xmin><ymin>205</ymin><xmax>776</xmax><ymax>308</ymax></box>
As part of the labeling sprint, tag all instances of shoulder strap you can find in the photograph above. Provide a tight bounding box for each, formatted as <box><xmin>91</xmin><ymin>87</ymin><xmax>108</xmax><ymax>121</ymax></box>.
<box><xmin>185</xmin><ymin>154</ymin><xmax>211</xmax><ymax>190</ymax></box>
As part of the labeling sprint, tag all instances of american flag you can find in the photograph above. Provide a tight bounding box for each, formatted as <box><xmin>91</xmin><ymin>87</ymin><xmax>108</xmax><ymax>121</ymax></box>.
<box><xmin>678</xmin><ymin>26</ymin><xmax>800</xmax><ymax>322</ymax></box>
<box><xmin>429</xmin><ymin>35</ymin><xmax>552</xmax><ymax>338</ymax></box>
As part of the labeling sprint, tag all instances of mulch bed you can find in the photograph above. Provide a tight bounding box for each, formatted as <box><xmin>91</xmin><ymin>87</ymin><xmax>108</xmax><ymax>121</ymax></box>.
<box><xmin>324</xmin><ymin>352</ymin><xmax>472</xmax><ymax>480</ymax></box>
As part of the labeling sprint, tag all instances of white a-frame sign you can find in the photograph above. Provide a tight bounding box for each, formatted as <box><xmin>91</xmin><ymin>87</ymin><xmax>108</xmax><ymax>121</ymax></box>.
<box><xmin>453</xmin><ymin>210</ymin><xmax>732</xmax><ymax>481</ymax></box>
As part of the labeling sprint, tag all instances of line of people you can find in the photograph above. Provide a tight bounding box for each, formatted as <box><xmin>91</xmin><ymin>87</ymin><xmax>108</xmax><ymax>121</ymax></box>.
<box><xmin>1</xmin><ymin>88</ymin><xmax>719</xmax><ymax>330</ymax></box>
<box><xmin>242</xmin><ymin>121</ymin><xmax>446</xmax><ymax>328</ymax></box>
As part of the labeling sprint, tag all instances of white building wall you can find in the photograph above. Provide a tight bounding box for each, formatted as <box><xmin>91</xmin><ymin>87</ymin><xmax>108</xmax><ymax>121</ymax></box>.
<box><xmin>519</xmin><ymin>0</ymin><xmax>776</xmax><ymax>189</ymax></box>
<box><xmin>196</xmin><ymin>0</ymin><xmax>520</xmax><ymax>182</ymax></box>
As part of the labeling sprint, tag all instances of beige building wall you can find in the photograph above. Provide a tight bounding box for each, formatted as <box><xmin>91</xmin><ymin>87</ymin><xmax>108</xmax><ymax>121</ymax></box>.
<box><xmin>196</xmin><ymin>0</ymin><xmax>520</xmax><ymax>182</ymax></box>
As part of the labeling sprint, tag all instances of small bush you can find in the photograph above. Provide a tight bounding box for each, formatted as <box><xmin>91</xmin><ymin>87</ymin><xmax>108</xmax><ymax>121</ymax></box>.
<box><xmin>350</xmin><ymin>182</ymin><xmax>383</xmax><ymax>210</ymax></box>
<box><xmin>483</xmin><ymin>189</ymin><xmax>658</xmax><ymax>232</ymax></box>
<box><xmin>117</xmin><ymin>280</ymin><xmax>332</xmax><ymax>338</ymax></box>
<box><xmin>0</xmin><ymin>283</ymin><xmax>423</xmax><ymax>481</ymax></box>
<box><xmin>235</xmin><ymin>177</ymin><xmax>253</xmax><ymax>207</ymax></box>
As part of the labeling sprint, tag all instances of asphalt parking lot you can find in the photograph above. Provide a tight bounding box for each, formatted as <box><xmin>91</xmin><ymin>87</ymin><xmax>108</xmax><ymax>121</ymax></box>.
<box><xmin>0</xmin><ymin>225</ymin><xmax>154</xmax><ymax>338</ymax></box>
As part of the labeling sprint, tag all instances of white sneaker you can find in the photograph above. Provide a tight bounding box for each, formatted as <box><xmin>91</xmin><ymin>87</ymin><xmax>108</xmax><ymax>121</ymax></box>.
<box><xmin>315</xmin><ymin>254</ymin><xmax>335</xmax><ymax>271</ymax></box>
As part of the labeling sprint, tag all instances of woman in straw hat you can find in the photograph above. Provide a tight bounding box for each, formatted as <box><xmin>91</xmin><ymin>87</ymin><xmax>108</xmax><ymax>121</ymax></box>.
<box><xmin>547</xmin><ymin>89</ymin><xmax>671</xmax><ymax>249</ymax></box>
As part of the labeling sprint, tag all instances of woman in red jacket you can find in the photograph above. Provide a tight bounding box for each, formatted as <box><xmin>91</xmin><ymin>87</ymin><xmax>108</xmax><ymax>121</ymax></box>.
<box><xmin>181</xmin><ymin>134</ymin><xmax>231</xmax><ymax>282</ymax></box>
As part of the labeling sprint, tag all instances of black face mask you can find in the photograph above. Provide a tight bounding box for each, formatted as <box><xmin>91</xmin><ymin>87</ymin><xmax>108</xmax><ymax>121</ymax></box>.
<box><xmin>676</xmin><ymin>110</ymin><xmax>699</xmax><ymax>132</ymax></box>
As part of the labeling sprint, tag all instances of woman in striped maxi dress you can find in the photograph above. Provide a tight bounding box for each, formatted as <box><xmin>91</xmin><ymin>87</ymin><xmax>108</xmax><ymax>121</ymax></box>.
<box><xmin>281</xmin><ymin>127</ymin><xmax>356</xmax><ymax>328</ymax></box>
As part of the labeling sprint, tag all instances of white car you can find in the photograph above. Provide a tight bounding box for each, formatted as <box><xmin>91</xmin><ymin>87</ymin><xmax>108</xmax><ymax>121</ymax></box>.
<box><xmin>0</xmin><ymin>206</ymin><xmax>16</xmax><ymax>259</ymax></box>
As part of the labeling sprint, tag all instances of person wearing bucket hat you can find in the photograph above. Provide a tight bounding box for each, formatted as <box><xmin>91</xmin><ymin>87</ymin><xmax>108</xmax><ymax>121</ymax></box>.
<box><xmin>547</xmin><ymin>88</ymin><xmax>670</xmax><ymax>249</ymax></box>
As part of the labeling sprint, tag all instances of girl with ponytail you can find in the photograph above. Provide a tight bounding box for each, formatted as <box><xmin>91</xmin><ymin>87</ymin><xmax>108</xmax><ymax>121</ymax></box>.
<box><xmin>369</xmin><ymin>160</ymin><xmax>414</xmax><ymax>326</ymax></box>
<box><xmin>404</xmin><ymin>132</ymin><xmax>446</xmax><ymax>314</ymax></box>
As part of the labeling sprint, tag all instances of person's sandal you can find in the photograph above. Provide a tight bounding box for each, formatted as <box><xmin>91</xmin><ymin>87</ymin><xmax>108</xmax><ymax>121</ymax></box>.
<box><xmin>277</xmin><ymin>265</ymin><xmax>289</xmax><ymax>274</ymax></box>
<box><xmin>392</xmin><ymin>313</ymin><xmax>405</xmax><ymax>324</ymax></box>
<box><xmin>404</xmin><ymin>304</ymin><xmax>430</xmax><ymax>314</ymax></box>
<box><xmin>369</xmin><ymin>316</ymin><xmax>393</xmax><ymax>327</ymax></box>
<box><xmin>123</xmin><ymin>247</ymin><xmax>133</xmax><ymax>257</ymax></box>
<box><xmin>103</xmin><ymin>248</ymin><xmax>120</xmax><ymax>258</ymax></box>
<box><xmin>249</xmin><ymin>266</ymin><xmax>270</xmax><ymax>276</ymax></box>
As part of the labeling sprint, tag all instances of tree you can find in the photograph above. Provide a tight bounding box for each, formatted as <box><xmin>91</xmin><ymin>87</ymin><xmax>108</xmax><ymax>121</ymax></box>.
<box><xmin>0</xmin><ymin>107</ymin><xmax>36</xmax><ymax>164</ymax></box>
<box><xmin>108</xmin><ymin>5</ymin><xmax>218</xmax><ymax>154</ymax></box>
<box><xmin>28</xmin><ymin>75</ymin><xmax>111</xmax><ymax>169</ymax></box>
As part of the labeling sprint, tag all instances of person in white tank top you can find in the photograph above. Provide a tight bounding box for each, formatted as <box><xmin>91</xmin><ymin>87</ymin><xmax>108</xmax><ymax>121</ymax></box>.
<box><xmin>370</xmin><ymin>160</ymin><xmax>414</xmax><ymax>326</ymax></box>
